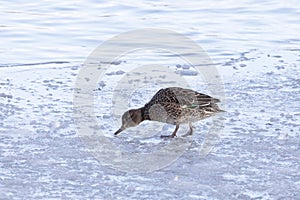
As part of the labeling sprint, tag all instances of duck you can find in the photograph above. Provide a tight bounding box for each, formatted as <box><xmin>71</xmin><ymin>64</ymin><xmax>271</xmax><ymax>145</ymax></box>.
<box><xmin>114</xmin><ymin>87</ymin><xmax>224</xmax><ymax>138</ymax></box>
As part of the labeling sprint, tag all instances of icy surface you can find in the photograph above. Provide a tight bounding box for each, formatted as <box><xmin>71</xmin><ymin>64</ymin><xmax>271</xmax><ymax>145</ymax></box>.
<box><xmin>1</xmin><ymin>0</ymin><xmax>300</xmax><ymax>199</ymax></box>
<box><xmin>1</xmin><ymin>50</ymin><xmax>300</xmax><ymax>199</ymax></box>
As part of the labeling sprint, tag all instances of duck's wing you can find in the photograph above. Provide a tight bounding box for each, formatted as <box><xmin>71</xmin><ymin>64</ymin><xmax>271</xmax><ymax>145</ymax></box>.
<box><xmin>148</xmin><ymin>87</ymin><xmax>220</xmax><ymax>108</ymax></box>
<box><xmin>173</xmin><ymin>87</ymin><xmax>220</xmax><ymax>107</ymax></box>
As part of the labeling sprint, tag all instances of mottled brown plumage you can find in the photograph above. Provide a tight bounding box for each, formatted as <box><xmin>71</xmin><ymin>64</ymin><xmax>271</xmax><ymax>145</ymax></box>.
<box><xmin>114</xmin><ymin>87</ymin><xmax>224</xmax><ymax>138</ymax></box>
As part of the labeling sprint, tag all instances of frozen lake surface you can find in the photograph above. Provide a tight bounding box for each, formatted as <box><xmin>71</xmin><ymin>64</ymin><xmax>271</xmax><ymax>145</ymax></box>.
<box><xmin>1</xmin><ymin>0</ymin><xmax>300</xmax><ymax>199</ymax></box>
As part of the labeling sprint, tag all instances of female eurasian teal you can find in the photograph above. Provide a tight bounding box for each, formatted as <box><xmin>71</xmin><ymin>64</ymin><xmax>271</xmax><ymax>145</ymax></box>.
<box><xmin>114</xmin><ymin>87</ymin><xmax>224</xmax><ymax>138</ymax></box>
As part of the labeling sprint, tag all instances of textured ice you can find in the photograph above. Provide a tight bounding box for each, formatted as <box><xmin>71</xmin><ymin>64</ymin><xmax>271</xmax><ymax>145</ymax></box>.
<box><xmin>1</xmin><ymin>48</ymin><xmax>300</xmax><ymax>199</ymax></box>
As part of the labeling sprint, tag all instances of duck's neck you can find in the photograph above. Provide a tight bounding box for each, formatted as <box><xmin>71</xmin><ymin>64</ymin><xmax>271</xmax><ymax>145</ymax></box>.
<box><xmin>140</xmin><ymin>106</ymin><xmax>150</xmax><ymax>121</ymax></box>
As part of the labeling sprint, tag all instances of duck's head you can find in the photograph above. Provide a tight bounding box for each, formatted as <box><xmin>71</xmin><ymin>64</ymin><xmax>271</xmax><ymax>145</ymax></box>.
<box><xmin>114</xmin><ymin>108</ymin><xmax>143</xmax><ymax>135</ymax></box>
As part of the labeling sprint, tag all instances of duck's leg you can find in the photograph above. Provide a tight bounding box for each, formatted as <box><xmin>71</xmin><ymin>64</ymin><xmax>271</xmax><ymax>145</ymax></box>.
<box><xmin>183</xmin><ymin>122</ymin><xmax>193</xmax><ymax>137</ymax></box>
<box><xmin>161</xmin><ymin>124</ymin><xmax>179</xmax><ymax>138</ymax></box>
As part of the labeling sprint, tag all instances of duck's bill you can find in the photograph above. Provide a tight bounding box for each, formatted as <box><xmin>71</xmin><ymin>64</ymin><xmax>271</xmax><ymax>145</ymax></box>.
<box><xmin>114</xmin><ymin>127</ymin><xmax>125</xmax><ymax>135</ymax></box>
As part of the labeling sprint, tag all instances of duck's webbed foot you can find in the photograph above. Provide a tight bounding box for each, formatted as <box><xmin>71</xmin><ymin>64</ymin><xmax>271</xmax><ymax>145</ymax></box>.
<box><xmin>160</xmin><ymin>134</ymin><xmax>176</xmax><ymax>138</ymax></box>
